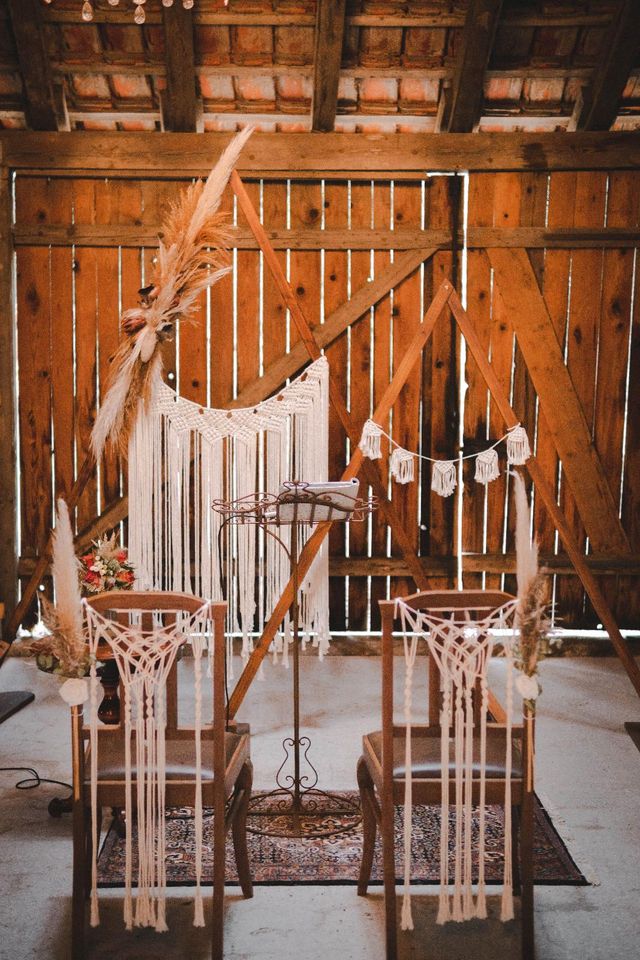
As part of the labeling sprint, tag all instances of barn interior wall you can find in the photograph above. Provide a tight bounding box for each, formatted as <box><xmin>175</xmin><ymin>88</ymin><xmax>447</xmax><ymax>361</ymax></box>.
<box><xmin>7</xmin><ymin>162</ymin><xmax>640</xmax><ymax>631</ymax></box>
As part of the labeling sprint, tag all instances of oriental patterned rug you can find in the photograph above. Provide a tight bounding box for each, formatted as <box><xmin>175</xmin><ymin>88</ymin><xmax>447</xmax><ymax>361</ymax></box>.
<box><xmin>97</xmin><ymin>792</ymin><xmax>587</xmax><ymax>887</ymax></box>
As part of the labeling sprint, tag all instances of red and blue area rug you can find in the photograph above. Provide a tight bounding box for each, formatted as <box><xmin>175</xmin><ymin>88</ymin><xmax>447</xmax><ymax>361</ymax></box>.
<box><xmin>97</xmin><ymin>792</ymin><xmax>587</xmax><ymax>887</ymax></box>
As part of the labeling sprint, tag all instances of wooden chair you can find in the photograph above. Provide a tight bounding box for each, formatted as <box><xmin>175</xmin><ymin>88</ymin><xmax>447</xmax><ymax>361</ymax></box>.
<box><xmin>69</xmin><ymin>592</ymin><xmax>253</xmax><ymax>960</ymax></box>
<box><xmin>357</xmin><ymin>590</ymin><xmax>535</xmax><ymax>960</ymax></box>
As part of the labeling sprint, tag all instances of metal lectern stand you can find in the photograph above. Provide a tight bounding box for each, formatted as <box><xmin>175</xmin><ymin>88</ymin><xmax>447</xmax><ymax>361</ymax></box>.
<box><xmin>213</xmin><ymin>481</ymin><xmax>376</xmax><ymax>838</ymax></box>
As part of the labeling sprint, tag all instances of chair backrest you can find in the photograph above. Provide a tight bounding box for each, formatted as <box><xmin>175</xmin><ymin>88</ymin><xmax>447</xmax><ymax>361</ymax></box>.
<box><xmin>85</xmin><ymin>590</ymin><xmax>226</xmax><ymax>737</ymax></box>
<box><xmin>379</xmin><ymin>588</ymin><xmax>528</xmax><ymax>929</ymax></box>
<box><xmin>380</xmin><ymin>589</ymin><xmax>516</xmax><ymax>726</ymax></box>
<box><xmin>78</xmin><ymin>590</ymin><xmax>228</xmax><ymax>934</ymax></box>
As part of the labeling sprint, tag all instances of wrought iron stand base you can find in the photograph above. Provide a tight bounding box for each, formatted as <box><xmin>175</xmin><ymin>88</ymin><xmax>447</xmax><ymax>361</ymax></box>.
<box><xmin>247</xmin><ymin>787</ymin><xmax>361</xmax><ymax>839</ymax></box>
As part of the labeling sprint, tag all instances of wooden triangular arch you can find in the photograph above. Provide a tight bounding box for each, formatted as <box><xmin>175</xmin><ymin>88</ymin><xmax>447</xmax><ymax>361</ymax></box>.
<box><xmin>227</xmin><ymin>169</ymin><xmax>640</xmax><ymax>716</ymax></box>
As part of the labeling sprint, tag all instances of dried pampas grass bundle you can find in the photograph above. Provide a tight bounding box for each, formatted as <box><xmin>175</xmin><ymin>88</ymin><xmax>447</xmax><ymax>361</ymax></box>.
<box><xmin>14</xmin><ymin>499</ymin><xmax>89</xmax><ymax>678</ymax></box>
<box><xmin>512</xmin><ymin>471</ymin><xmax>549</xmax><ymax>707</ymax></box>
<box><xmin>92</xmin><ymin>126</ymin><xmax>254</xmax><ymax>459</ymax></box>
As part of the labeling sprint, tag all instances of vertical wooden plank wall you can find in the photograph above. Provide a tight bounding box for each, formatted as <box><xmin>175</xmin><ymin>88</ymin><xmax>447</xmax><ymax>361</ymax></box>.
<box><xmin>466</xmin><ymin>170</ymin><xmax>640</xmax><ymax>628</ymax></box>
<box><xmin>10</xmin><ymin>169</ymin><xmax>640</xmax><ymax>630</ymax></box>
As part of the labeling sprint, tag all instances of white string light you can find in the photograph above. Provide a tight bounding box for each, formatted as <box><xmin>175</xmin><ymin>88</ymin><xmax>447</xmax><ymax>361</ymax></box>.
<box><xmin>44</xmin><ymin>0</ymin><xmax>215</xmax><ymax>25</ymax></box>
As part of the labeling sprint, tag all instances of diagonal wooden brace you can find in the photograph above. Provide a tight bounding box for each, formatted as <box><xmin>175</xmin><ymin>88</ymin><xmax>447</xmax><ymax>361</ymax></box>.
<box><xmin>227</xmin><ymin>174</ymin><xmax>454</xmax><ymax>718</ymax></box>
<box><xmin>447</xmin><ymin>287</ymin><xmax>640</xmax><ymax>700</ymax></box>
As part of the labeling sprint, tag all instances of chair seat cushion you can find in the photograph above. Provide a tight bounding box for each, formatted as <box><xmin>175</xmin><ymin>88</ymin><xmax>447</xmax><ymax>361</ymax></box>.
<box><xmin>86</xmin><ymin>731</ymin><xmax>246</xmax><ymax>783</ymax></box>
<box><xmin>364</xmin><ymin>728</ymin><xmax>522</xmax><ymax>780</ymax></box>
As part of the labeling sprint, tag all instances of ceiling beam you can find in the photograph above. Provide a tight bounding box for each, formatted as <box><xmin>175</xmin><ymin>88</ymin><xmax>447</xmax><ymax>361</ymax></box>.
<box><xmin>441</xmin><ymin>0</ymin><xmax>503</xmax><ymax>133</ymax></box>
<box><xmin>574</xmin><ymin>0</ymin><xmax>640</xmax><ymax>131</ymax></box>
<box><xmin>311</xmin><ymin>0</ymin><xmax>347</xmax><ymax>132</ymax></box>
<box><xmin>161</xmin><ymin>1</ymin><xmax>199</xmax><ymax>132</ymax></box>
<box><xmin>3</xmin><ymin>132</ymin><xmax>640</xmax><ymax>176</ymax></box>
<box><xmin>7</xmin><ymin>0</ymin><xmax>61</xmax><ymax>131</ymax></box>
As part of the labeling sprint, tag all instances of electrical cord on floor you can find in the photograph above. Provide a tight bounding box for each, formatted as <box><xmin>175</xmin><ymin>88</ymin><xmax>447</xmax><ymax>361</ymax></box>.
<box><xmin>0</xmin><ymin>766</ymin><xmax>72</xmax><ymax>816</ymax></box>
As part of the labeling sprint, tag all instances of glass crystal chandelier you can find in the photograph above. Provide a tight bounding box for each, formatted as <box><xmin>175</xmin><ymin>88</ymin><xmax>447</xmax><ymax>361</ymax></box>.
<box><xmin>42</xmin><ymin>0</ymin><xmax>204</xmax><ymax>26</ymax></box>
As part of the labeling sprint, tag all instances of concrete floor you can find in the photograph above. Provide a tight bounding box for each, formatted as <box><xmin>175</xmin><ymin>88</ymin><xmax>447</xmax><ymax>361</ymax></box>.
<box><xmin>1</xmin><ymin>652</ymin><xmax>639</xmax><ymax>960</ymax></box>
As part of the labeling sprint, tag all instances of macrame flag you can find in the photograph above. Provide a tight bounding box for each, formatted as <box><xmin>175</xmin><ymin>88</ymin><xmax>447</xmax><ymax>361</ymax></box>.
<box><xmin>84</xmin><ymin>600</ymin><xmax>212</xmax><ymax>932</ymax></box>
<box><xmin>506</xmin><ymin>425</ymin><xmax>531</xmax><ymax>465</ymax></box>
<box><xmin>359</xmin><ymin>419</ymin><xmax>383</xmax><ymax>460</ymax></box>
<box><xmin>390</xmin><ymin>446</ymin><xmax>415</xmax><ymax>484</ymax></box>
<box><xmin>128</xmin><ymin>357</ymin><xmax>330</xmax><ymax>666</ymax></box>
<box><xmin>474</xmin><ymin>448</ymin><xmax>500</xmax><ymax>485</ymax></box>
<box><xmin>431</xmin><ymin>460</ymin><xmax>457</xmax><ymax>497</ymax></box>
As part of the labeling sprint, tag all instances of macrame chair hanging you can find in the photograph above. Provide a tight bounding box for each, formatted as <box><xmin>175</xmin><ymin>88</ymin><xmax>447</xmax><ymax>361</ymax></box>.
<box><xmin>81</xmin><ymin>595</ymin><xmax>215</xmax><ymax>933</ymax></box>
<box><xmin>394</xmin><ymin>596</ymin><xmax>521</xmax><ymax>931</ymax></box>
<box><xmin>127</xmin><ymin>356</ymin><xmax>330</xmax><ymax>671</ymax></box>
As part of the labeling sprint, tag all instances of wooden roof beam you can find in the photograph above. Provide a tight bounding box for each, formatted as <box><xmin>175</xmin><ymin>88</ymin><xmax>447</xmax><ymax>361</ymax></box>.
<box><xmin>7</xmin><ymin>0</ymin><xmax>64</xmax><ymax>131</ymax></box>
<box><xmin>440</xmin><ymin>0</ymin><xmax>503</xmax><ymax>133</ymax></box>
<box><xmin>311</xmin><ymin>0</ymin><xmax>347</xmax><ymax>132</ymax></box>
<box><xmin>161</xmin><ymin>2</ymin><xmax>200</xmax><ymax>133</ymax></box>
<box><xmin>574</xmin><ymin>0</ymin><xmax>640</xmax><ymax>131</ymax></box>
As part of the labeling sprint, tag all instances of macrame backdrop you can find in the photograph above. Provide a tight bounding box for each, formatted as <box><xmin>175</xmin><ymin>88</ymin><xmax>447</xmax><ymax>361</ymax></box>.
<box><xmin>127</xmin><ymin>356</ymin><xmax>330</xmax><ymax>669</ymax></box>
<box><xmin>83</xmin><ymin>599</ymin><xmax>212</xmax><ymax>932</ymax></box>
<box><xmin>394</xmin><ymin>597</ymin><xmax>520</xmax><ymax>931</ymax></box>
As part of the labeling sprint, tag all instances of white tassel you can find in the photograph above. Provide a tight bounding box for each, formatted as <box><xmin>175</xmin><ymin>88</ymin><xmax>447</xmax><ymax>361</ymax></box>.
<box><xmin>359</xmin><ymin>419</ymin><xmax>383</xmax><ymax>459</ymax></box>
<box><xmin>390</xmin><ymin>447</ymin><xmax>415</xmax><ymax>484</ymax></box>
<box><xmin>401</xmin><ymin>894</ymin><xmax>414</xmax><ymax>931</ymax></box>
<box><xmin>474</xmin><ymin>448</ymin><xmax>500</xmax><ymax>485</ymax></box>
<box><xmin>506</xmin><ymin>425</ymin><xmax>531</xmax><ymax>465</ymax></box>
<box><xmin>431</xmin><ymin>460</ymin><xmax>457</xmax><ymax>497</ymax></box>
<box><xmin>193</xmin><ymin>889</ymin><xmax>205</xmax><ymax>928</ymax></box>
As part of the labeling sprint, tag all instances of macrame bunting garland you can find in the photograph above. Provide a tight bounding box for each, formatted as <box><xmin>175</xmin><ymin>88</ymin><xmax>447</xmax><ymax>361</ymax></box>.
<box><xmin>128</xmin><ymin>356</ymin><xmax>330</xmax><ymax>670</ymax></box>
<box><xmin>359</xmin><ymin>419</ymin><xmax>531</xmax><ymax>497</ymax></box>
<box><xmin>83</xmin><ymin>599</ymin><xmax>212</xmax><ymax>932</ymax></box>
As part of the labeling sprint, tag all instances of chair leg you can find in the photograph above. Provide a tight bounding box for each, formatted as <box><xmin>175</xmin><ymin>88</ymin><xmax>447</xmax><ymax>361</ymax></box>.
<box><xmin>231</xmin><ymin>760</ymin><xmax>254</xmax><ymax>899</ymax></box>
<box><xmin>71</xmin><ymin>800</ymin><xmax>87</xmax><ymax>960</ymax></box>
<box><xmin>520</xmin><ymin>791</ymin><xmax>535</xmax><ymax>960</ymax></box>
<box><xmin>213</xmin><ymin>790</ymin><xmax>226</xmax><ymax>960</ymax></box>
<box><xmin>381</xmin><ymin>790</ymin><xmax>397</xmax><ymax>960</ymax></box>
<box><xmin>357</xmin><ymin>756</ymin><xmax>377</xmax><ymax>896</ymax></box>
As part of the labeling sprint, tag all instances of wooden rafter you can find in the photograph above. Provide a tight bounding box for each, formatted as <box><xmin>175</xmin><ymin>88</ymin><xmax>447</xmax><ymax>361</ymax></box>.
<box><xmin>441</xmin><ymin>0</ymin><xmax>503</xmax><ymax>133</ymax></box>
<box><xmin>7</xmin><ymin>0</ymin><xmax>62</xmax><ymax>131</ymax></box>
<box><xmin>3</xmin><ymin>132</ymin><xmax>640</xmax><ymax>176</ymax></box>
<box><xmin>574</xmin><ymin>0</ymin><xmax>640</xmax><ymax>131</ymax></box>
<box><xmin>311</xmin><ymin>0</ymin><xmax>347</xmax><ymax>132</ymax></box>
<box><xmin>161</xmin><ymin>1</ymin><xmax>199</xmax><ymax>133</ymax></box>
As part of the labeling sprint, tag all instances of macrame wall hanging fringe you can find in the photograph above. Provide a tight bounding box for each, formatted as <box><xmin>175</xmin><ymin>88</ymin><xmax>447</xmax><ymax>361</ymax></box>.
<box><xmin>431</xmin><ymin>460</ymin><xmax>457</xmax><ymax>498</ymax></box>
<box><xmin>396</xmin><ymin>597</ymin><xmax>520</xmax><ymax>931</ymax></box>
<box><xmin>128</xmin><ymin>357</ymin><xmax>330</xmax><ymax>668</ymax></box>
<box><xmin>359</xmin><ymin>419</ymin><xmax>531</xmax><ymax>497</ymax></box>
